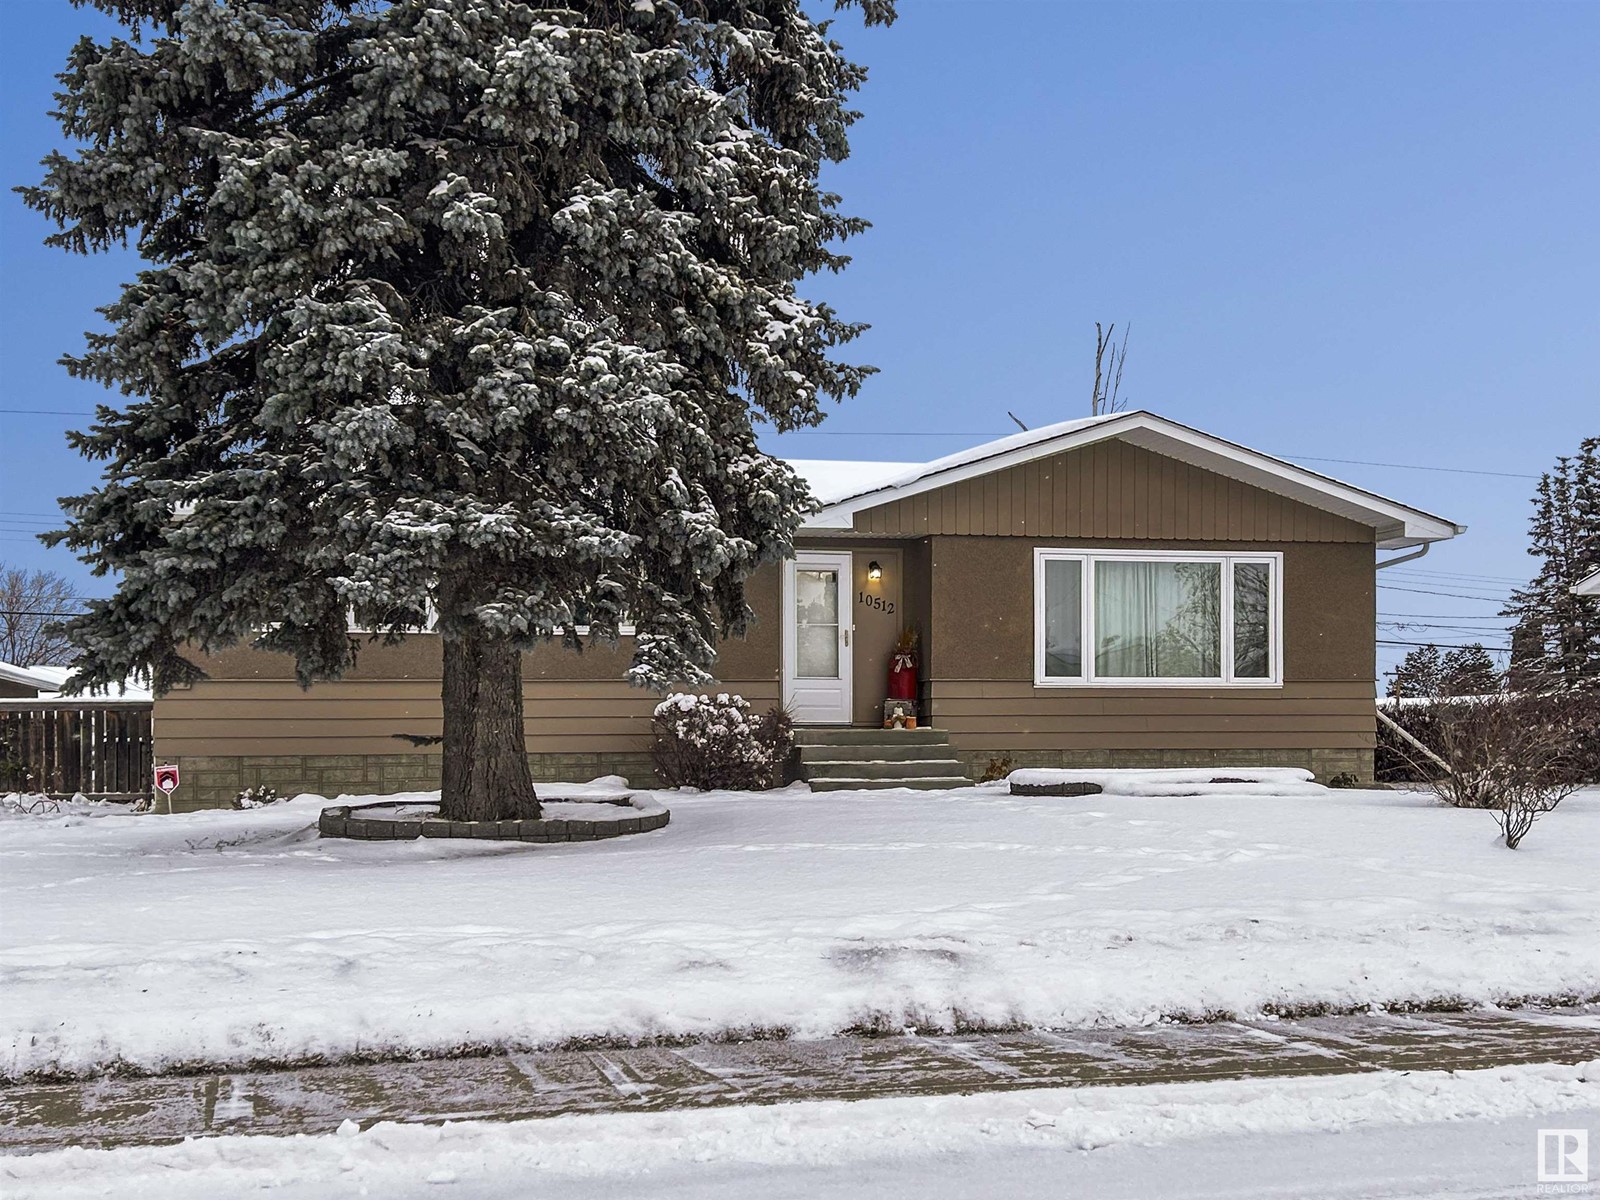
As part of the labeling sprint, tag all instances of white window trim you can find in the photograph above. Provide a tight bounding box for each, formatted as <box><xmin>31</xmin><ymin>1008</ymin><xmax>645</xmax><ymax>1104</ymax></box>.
<box><xmin>348</xmin><ymin>607</ymin><xmax>636</xmax><ymax>637</ymax></box>
<box><xmin>559</xmin><ymin>622</ymin><xmax>637</xmax><ymax>637</ymax></box>
<box><xmin>1033</xmin><ymin>547</ymin><xmax>1283</xmax><ymax>689</ymax></box>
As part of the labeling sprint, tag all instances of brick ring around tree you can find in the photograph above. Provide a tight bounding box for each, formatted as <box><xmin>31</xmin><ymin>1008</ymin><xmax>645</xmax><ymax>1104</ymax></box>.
<box><xmin>318</xmin><ymin>793</ymin><xmax>669</xmax><ymax>843</ymax></box>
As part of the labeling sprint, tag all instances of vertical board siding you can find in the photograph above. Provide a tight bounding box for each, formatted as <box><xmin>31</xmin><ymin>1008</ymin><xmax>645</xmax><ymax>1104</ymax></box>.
<box><xmin>854</xmin><ymin>441</ymin><xmax>1371</xmax><ymax>542</ymax></box>
<box><xmin>0</xmin><ymin>702</ymin><xmax>153</xmax><ymax>798</ymax></box>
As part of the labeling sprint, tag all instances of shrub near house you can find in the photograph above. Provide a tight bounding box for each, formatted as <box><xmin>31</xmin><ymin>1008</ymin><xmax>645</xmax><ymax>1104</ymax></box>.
<box><xmin>651</xmin><ymin>694</ymin><xmax>795</xmax><ymax>791</ymax></box>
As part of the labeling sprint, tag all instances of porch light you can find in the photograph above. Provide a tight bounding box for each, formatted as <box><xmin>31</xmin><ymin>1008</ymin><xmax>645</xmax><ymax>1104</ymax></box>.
<box><xmin>867</xmin><ymin>560</ymin><xmax>883</xmax><ymax>582</ymax></box>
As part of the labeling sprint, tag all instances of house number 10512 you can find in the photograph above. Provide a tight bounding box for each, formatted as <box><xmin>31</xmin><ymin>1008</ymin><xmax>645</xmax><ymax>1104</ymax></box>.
<box><xmin>858</xmin><ymin>591</ymin><xmax>896</xmax><ymax>614</ymax></box>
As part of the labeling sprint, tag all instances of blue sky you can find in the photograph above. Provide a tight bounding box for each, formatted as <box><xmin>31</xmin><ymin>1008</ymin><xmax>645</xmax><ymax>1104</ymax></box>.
<box><xmin>2</xmin><ymin>1</ymin><xmax>1595</xmax><ymax>680</ymax></box>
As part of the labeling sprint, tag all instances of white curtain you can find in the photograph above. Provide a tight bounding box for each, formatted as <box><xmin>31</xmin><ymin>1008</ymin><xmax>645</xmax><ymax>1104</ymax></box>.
<box><xmin>1095</xmin><ymin>561</ymin><xmax>1221</xmax><ymax>678</ymax></box>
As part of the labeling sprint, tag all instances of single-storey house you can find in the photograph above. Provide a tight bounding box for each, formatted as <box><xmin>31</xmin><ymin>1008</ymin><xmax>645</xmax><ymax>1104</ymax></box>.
<box><xmin>154</xmin><ymin>411</ymin><xmax>1463</xmax><ymax>807</ymax></box>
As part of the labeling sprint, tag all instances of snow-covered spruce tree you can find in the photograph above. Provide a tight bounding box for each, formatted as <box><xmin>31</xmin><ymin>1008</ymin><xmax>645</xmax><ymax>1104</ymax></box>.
<box><xmin>24</xmin><ymin>0</ymin><xmax>894</xmax><ymax>822</ymax></box>
<box><xmin>1502</xmin><ymin>438</ymin><xmax>1600</xmax><ymax>694</ymax></box>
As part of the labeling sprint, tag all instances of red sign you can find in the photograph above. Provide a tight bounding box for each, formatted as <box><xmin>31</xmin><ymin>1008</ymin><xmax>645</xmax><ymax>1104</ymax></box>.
<box><xmin>154</xmin><ymin>764</ymin><xmax>181</xmax><ymax>794</ymax></box>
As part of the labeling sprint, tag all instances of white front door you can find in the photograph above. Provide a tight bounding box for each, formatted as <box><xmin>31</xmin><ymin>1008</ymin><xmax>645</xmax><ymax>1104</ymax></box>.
<box><xmin>783</xmin><ymin>552</ymin><xmax>853</xmax><ymax>724</ymax></box>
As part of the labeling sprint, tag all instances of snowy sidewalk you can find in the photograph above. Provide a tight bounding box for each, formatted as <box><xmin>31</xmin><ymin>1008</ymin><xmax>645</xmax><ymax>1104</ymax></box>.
<box><xmin>6</xmin><ymin>1008</ymin><xmax>1597</xmax><ymax>1153</ymax></box>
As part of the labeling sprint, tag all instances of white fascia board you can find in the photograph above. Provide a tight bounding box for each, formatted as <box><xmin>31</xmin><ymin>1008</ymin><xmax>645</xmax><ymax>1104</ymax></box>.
<box><xmin>1117</xmin><ymin>421</ymin><xmax>1465</xmax><ymax>547</ymax></box>
<box><xmin>1575</xmin><ymin>568</ymin><xmax>1600</xmax><ymax>597</ymax></box>
<box><xmin>806</xmin><ymin>411</ymin><xmax>1465</xmax><ymax>549</ymax></box>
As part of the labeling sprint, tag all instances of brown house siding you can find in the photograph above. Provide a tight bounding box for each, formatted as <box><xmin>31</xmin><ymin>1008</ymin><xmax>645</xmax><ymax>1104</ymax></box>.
<box><xmin>154</xmin><ymin>566</ymin><xmax>782</xmax><ymax>806</ymax></box>
<box><xmin>154</xmin><ymin>439</ymin><xmax>1387</xmax><ymax>805</ymax></box>
<box><xmin>916</xmin><ymin>535</ymin><xmax>1376</xmax><ymax>779</ymax></box>
<box><xmin>853</xmin><ymin>439</ymin><xmax>1372</xmax><ymax>543</ymax></box>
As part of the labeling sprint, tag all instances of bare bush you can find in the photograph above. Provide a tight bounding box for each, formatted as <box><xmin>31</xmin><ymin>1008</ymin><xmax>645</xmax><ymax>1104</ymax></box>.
<box><xmin>1418</xmin><ymin>693</ymin><xmax>1587</xmax><ymax>848</ymax></box>
<box><xmin>979</xmin><ymin>756</ymin><xmax>1014</xmax><ymax>784</ymax></box>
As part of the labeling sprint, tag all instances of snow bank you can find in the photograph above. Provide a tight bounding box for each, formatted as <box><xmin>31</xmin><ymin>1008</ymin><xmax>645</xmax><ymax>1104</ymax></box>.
<box><xmin>1</xmin><ymin>792</ymin><xmax>126</xmax><ymax>818</ymax></box>
<box><xmin>5</xmin><ymin>1062</ymin><xmax>1596</xmax><ymax>1199</ymax></box>
<box><xmin>2</xmin><ymin>784</ymin><xmax>1598</xmax><ymax>1079</ymax></box>
<box><xmin>1007</xmin><ymin>767</ymin><xmax>1327</xmax><ymax>798</ymax></box>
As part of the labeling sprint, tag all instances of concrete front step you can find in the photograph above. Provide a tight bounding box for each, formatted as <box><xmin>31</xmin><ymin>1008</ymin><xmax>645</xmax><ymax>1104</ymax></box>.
<box><xmin>796</xmin><ymin>741</ymin><xmax>956</xmax><ymax>763</ymax></box>
<box><xmin>803</xmin><ymin>758</ymin><xmax>968</xmax><ymax>780</ymax></box>
<box><xmin>792</xmin><ymin>727</ymin><xmax>950</xmax><ymax>747</ymax></box>
<box><xmin>791</xmin><ymin>726</ymin><xmax>973</xmax><ymax>790</ymax></box>
<box><xmin>807</xmin><ymin>776</ymin><xmax>975</xmax><ymax>792</ymax></box>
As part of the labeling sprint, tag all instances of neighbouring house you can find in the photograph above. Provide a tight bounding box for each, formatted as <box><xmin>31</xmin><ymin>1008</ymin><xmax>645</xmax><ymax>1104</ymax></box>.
<box><xmin>2</xmin><ymin>663</ymin><xmax>154</xmax><ymax>800</ymax></box>
<box><xmin>0</xmin><ymin>662</ymin><xmax>58</xmax><ymax>700</ymax></box>
<box><xmin>0</xmin><ymin>662</ymin><xmax>152</xmax><ymax>702</ymax></box>
<box><xmin>152</xmin><ymin>411</ymin><xmax>1463</xmax><ymax>808</ymax></box>
<box><xmin>1575</xmin><ymin>568</ymin><xmax>1600</xmax><ymax>596</ymax></box>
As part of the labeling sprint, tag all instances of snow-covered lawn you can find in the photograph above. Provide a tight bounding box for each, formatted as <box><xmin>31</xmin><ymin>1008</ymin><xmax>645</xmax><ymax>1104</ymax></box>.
<box><xmin>7</xmin><ymin>1063</ymin><xmax>1597</xmax><ymax>1199</ymax></box>
<box><xmin>2</xmin><ymin>783</ymin><xmax>1598</xmax><ymax>1080</ymax></box>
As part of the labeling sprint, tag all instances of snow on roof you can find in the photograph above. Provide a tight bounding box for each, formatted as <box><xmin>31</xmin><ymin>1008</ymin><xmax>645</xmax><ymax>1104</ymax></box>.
<box><xmin>872</xmin><ymin>413</ymin><xmax>1121</xmax><ymax>492</ymax></box>
<box><xmin>0</xmin><ymin>661</ymin><xmax>58</xmax><ymax>692</ymax></box>
<box><xmin>786</xmin><ymin>459</ymin><xmax>920</xmax><ymax>506</ymax></box>
<box><xmin>22</xmin><ymin>663</ymin><xmax>153</xmax><ymax>702</ymax></box>
<box><xmin>787</xmin><ymin>414</ymin><xmax>1120</xmax><ymax>509</ymax></box>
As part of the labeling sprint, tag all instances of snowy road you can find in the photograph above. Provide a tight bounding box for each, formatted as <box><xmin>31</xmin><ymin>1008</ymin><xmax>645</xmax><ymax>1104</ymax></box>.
<box><xmin>3</xmin><ymin>784</ymin><xmax>1599</xmax><ymax>1079</ymax></box>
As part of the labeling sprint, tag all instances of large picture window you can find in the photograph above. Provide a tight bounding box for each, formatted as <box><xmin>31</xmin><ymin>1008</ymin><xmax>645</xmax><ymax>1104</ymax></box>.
<box><xmin>1034</xmin><ymin>549</ymin><xmax>1281</xmax><ymax>687</ymax></box>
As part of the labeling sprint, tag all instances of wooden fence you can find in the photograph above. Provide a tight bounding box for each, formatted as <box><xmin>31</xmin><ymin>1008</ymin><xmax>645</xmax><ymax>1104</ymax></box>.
<box><xmin>0</xmin><ymin>701</ymin><xmax>153</xmax><ymax>800</ymax></box>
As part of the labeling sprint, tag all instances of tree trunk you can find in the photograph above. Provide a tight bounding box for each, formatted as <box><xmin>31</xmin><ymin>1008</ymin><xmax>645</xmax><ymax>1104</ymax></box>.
<box><xmin>439</xmin><ymin>627</ymin><xmax>539</xmax><ymax>822</ymax></box>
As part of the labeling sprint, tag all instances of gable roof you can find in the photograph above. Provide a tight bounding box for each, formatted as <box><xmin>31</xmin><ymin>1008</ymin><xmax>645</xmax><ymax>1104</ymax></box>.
<box><xmin>1576</xmin><ymin>568</ymin><xmax>1600</xmax><ymax>597</ymax></box>
<box><xmin>792</xmin><ymin>410</ymin><xmax>1464</xmax><ymax>550</ymax></box>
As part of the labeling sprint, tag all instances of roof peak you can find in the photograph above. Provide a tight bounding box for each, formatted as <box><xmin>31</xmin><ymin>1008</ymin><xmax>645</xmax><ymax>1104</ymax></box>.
<box><xmin>791</xmin><ymin>409</ymin><xmax>1462</xmax><ymax>550</ymax></box>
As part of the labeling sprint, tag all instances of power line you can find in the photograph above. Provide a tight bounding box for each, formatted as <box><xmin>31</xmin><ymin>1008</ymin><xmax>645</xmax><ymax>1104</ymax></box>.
<box><xmin>1377</xmin><ymin>584</ymin><xmax>1510</xmax><ymax>601</ymax></box>
<box><xmin>1386</xmin><ymin>568</ymin><xmax>1527</xmax><ymax>585</ymax></box>
<box><xmin>773</xmin><ymin>433</ymin><xmax>1540</xmax><ymax>480</ymax></box>
<box><xmin>1378</xmin><ymin>612</ymin><xmax>1509</xmax><ymax>620</ymax></box>
<box><xmin>8</xmin><ymin>406</ymin><xmax>1545</xmax><ymax>479</ymax></box>
<box><xmin>1276</xmin><ymin>455</ymin><xmax>1537</xmax><ymax>480</ymax></box>
<box><xmin>1380</xmin><ymin>622</ymin><xmax>1506</xmax><ymax>631</ymax></box>
<box><xmin>1378</xmin><ymin>638</ymin><xmax>1511</xmax><ymax>652</ymax></box>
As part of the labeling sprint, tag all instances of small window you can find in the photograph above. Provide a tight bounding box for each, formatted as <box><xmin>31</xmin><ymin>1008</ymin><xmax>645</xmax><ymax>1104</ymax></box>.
<box><xmin>1034</xmin><ymin>549</ymin><xmax>1281</xmax><ymax>687</ymax></box>
<box><xmin>1040</xmin><ymin>557</ymin><xmax>1083</xmax><ymax>679</ymax></box>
